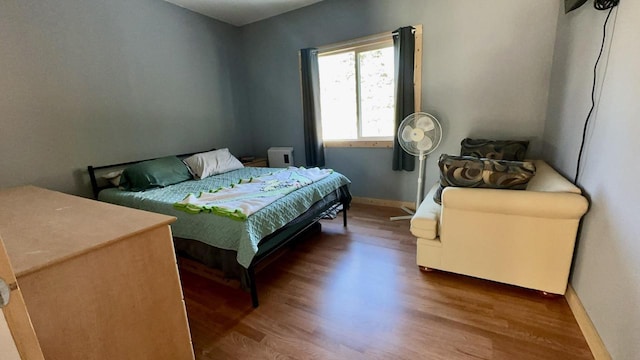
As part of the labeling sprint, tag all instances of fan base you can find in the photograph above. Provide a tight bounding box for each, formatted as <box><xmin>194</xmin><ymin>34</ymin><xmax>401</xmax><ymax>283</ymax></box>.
<box><xmin>389</xmin><ymin>206</ymin><xmax>415</xmax><ymax>221</ymax></box>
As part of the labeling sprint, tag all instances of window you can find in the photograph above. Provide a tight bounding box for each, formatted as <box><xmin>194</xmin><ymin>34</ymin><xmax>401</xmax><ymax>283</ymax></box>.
<box><xmin>318</xmin><ymin>39</ymin><xmax>395</xmax><ymax>143</ymax></box>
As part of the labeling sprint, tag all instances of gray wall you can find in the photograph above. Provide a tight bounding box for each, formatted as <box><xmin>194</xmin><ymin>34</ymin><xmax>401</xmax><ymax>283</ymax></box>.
<box><xmin>0</xmin><ymin>0</ymin><xmax>249</xmax><ymax>197</ymax></box>
<box><xmin>544</xmin><ymin>2</ymin><xmax>639</xmax><ymax>359</ymax></box>
<box><xmin>2</xmin><ymin>0</ymin><xmax>635</xmax><ymax>356</ymax></box>
<box><xmin>241</xmin><ymin>0</ymin><xmax>559</xmax><ymax>201</ymax></box>
<box><xmin>0</xmin><ymin>0</ymin><xmax>560</xmax><ymax>202</ymax></box>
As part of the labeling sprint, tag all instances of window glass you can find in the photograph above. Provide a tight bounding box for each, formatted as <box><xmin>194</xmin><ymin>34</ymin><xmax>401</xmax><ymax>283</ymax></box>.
<box><xmin>318</xmin><ymin>41</ymin><xmax>394</xmax><ymax>141</ymax></box>
<box><xmin>318</xmin><ymin>52</ymin><xmax>357</xmax><ymax>140</ymax></box>
<box><xmin>358</xmin><ymin>47</ymin><xmax>395</xmax><ymax>138</ymax></box>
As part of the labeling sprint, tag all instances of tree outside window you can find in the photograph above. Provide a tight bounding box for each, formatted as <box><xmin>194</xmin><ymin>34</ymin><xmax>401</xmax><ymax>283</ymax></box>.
<box><xmin>318</xmin><ymin>41</ymin><xmax>395</xmax><ymax>141</ymax></box>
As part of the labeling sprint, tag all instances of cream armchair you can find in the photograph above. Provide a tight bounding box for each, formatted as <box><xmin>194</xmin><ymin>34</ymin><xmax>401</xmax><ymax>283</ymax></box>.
<box><xmin>410</xmin><ymin>160</ymin><xmax>589</xmax><ymax>295</ymax></box>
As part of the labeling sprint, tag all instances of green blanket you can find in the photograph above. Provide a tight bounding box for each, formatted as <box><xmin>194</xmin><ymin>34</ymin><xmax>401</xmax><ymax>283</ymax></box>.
<box><xmin>99</xmin><ymin>167</ymin><xmax>350</xmax><ymax>268</ymax></box>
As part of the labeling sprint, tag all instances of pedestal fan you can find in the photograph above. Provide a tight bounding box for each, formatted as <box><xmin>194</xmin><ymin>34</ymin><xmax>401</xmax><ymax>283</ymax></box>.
<box><xmin>390</xmin><ymin>112</ymin><xmax>443</xmax><ymax>221</ymax></box>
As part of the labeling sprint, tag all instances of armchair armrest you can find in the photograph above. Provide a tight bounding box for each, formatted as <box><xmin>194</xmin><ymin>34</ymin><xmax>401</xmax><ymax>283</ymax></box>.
<box><xmin>442</xmin><ymin>187</ymin><xmax>588</xmax><ymax>219</ymax></box>
<box><xmin>411</xmin><ymin>184</ymin><xmax>441</xmax><ymax>240</ymax></box>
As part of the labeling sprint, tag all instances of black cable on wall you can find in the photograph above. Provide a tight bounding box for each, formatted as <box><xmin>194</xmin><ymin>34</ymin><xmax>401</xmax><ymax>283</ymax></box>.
<box><xmin>573</xmin><ymin>0</ymin><xmax>619</xmax><ymax>184</ymax></box>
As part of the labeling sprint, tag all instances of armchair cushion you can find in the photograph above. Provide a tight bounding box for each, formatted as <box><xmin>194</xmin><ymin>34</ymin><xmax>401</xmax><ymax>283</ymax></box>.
<box><xmin>433</xmin><ymin>154</ymin><xmax>536</xmax><ymax>204</ymax></box>
<box><xmin>460</xmin><ymin>138</ymin><xmax>529</xmax><ymax>161</ymax></box>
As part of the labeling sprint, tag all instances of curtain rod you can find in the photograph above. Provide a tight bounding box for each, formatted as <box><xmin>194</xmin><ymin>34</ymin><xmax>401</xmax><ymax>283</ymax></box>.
<box><xmin>316</xmin><ymin>32</ymin><xmax>393</xmax><ymax>54</ymax></box>
<box><xmin>315</xmin><ymin>26</ymin><xmax>418</xmax><ymax>54</ymax></box>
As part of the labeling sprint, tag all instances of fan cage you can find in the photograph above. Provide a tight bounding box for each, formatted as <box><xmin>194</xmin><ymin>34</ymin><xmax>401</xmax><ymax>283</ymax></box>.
<box><xmin>397</xmin><ymin>112</ymin><xmax>442</xmax><ymax>157</ymax></box>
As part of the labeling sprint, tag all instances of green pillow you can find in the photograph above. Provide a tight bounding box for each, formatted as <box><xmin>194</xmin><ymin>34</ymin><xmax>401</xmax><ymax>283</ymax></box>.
<box><xmin>119</xmin><ymin>156</ymin><xmax>192</xmax><ymax>191</ymax></box>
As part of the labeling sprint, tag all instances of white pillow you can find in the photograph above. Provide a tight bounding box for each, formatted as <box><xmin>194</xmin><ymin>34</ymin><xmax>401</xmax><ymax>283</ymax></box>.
<box><xmin>182</xmin><ymin>148</ymin><xmax>244</xmax><ymax>179</ymax></box>
<box><xmin>102</xmin><ymin>170</ymin><xmax>124</xmax><ymax>187</ymax></box>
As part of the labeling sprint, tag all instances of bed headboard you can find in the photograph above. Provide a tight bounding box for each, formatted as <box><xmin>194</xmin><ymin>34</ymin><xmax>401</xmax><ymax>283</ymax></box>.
<box><xmin>87</xmin><ymin>150</ymin><xmax>209</xmax><ymax>199</ymax></box>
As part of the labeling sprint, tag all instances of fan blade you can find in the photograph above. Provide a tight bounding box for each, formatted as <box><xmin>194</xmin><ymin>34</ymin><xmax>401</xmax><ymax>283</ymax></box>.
<box><xmin>416</xmin><ymin>116</ymin><xmax>434</xmax><ymax>131</ymax></box>
<box><xmin>416</xmin><ymin>136</ymin><xmax>433</xmax><ymax>151</ymax></box>
<box><xmin>401</xmin><ymin>126</ymin><xmax>414</xmax><ymax>142</ymax></box>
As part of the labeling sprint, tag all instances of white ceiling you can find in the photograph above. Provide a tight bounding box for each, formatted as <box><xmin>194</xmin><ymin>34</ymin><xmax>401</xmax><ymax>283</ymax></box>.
<box><xmin>164</xmin><ymin>0</ymin><xmax>325</xmax><ymax>27</ymax></box>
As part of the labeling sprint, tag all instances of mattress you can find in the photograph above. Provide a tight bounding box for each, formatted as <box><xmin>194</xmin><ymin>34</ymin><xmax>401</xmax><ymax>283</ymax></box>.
<box><xmin>99</xmin><ymin>167</ymin><xmax>351</xmax><ymax>268</ymax></box>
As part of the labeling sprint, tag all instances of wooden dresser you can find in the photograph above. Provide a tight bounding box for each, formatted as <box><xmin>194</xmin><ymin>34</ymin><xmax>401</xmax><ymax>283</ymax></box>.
<box><xmin>0</xmin><ymin>186</ymin><xmax>194</xmax><ymax>359</ymax></box>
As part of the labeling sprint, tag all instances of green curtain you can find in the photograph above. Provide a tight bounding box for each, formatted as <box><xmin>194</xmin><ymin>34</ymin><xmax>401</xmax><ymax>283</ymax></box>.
<box><xmin>392</xmin><ymin>26</ymin><xmax>416</xmax><ymax>171</ymax></box>
<box><xmin>300</xmin><ymin>48</ymin><xmax>325</xmax><ymax>167</ymax></box>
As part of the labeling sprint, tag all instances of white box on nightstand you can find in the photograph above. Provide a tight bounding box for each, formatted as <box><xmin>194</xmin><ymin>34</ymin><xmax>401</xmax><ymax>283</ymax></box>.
<box><xmin>267</xmin><ymin>147</ymin><xmax>294</xmax><ymax>168</ymax></box>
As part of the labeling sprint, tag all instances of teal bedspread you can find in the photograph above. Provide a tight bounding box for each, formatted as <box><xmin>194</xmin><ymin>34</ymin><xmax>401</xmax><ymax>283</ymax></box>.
<box><xmin>99</xmin><ymin>167</ymin><xmax>351</xmax><ymax>268</ymax></box>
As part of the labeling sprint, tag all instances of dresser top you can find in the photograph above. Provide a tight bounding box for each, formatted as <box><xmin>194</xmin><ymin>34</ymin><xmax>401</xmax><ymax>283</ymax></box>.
<box><xmin>0</xmin><ymin>186</ymin><xmax>176</xmax><ymax>276</ymax></box>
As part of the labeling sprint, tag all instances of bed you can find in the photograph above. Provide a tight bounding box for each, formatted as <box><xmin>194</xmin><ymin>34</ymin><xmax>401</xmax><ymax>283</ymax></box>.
<box><xmin>88</xmin><ymin>150</ymin><xmax>351</xmax><ymax>307</ymax></box>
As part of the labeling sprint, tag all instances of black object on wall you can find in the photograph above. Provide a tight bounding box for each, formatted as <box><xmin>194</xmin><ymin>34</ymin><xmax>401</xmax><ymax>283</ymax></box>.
<box><xmin>565</xmin><ymin>0</ymin><xmax>620</xmax><ymax>13</ymax></box>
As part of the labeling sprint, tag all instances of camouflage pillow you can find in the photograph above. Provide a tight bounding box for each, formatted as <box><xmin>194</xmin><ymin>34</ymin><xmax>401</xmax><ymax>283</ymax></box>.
<box><xmin>433</xmin><ymin>154</ymin><xmax>536</xmax><ymax>204</ymax></box>
<box><xmin>460</xmin><ymin>138</ymin><xmax>529</xmax><ymax>161</ymax></box>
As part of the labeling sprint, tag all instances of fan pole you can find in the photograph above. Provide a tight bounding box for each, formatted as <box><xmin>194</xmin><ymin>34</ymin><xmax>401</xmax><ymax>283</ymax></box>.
<box><xmin>416</xmin><ymin>152</ymin><xmax>426</xmax><ymax>209</ymax></box>
<box><xmin>389</xmin><ymin>152</ymin><xmax>426</xmax><ymax>221</ymax></box>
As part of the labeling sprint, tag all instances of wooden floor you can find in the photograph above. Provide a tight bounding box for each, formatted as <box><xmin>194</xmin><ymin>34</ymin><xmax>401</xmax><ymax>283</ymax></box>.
<box><xmin>179</xmin><ymin>203</ymin><xmax>593</xmax><ymax>360</ymax></box>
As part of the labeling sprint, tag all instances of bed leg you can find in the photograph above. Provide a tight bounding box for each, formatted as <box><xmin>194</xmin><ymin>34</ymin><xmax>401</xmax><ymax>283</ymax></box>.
<box><xmin>342</xmin><ymin>205</ymin><xmax>348</xmax><ymax>227</ymax></box>
<box><xmin>247</xmin><ymin>267</ymin><xmax>259</xmax><ymax>308</ymax></box>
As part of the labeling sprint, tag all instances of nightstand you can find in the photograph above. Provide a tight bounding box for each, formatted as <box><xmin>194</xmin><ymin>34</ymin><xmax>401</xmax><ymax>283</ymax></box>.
<box><xmin>242</xmin><ymin>157</ymin><xmax>268</xmax><ymax>167</ymax></box>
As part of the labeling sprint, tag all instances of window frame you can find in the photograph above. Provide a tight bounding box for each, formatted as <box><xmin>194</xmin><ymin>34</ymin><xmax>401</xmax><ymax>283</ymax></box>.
<box><xmin>316</xmin><ymin>25</ymin><xmax>423</xmax><ymax>149</ymax></box>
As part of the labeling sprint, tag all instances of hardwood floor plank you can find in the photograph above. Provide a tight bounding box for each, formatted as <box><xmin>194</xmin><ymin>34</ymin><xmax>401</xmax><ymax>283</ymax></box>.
<box><xmin>180</xmin><ymin>204</ymin><xmax>592</xmax><ymax>359</ymax></box>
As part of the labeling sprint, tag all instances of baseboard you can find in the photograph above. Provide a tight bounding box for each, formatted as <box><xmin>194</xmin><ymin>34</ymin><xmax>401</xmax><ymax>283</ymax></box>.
<box><xmin>351</xmin><ymin>197</ymin><xmax>414</xmax><ymax>210</ymax></box>
<box><xmin>565</xmin><ymin>285</ymin><xmax>612</xmax><ymax>360</ymax></box>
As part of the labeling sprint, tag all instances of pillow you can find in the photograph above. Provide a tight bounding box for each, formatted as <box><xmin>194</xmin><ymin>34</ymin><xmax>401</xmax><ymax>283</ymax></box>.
<box><xmin>119</xmin><ymin>156</ymin><xmax>192</xmax><ymax>192</ymax></box>
<box><xmin>102</xmin><ymin>170</ymin><xmax>123</xmax><ymax>187</ymax></box>
<box><xmin>182</xmin><ymin>148</ymin><xmax>244</xmax><ymax>179</ymax></box>
<box><xmin>433</xmin><ymin>154</ymin><xmax>536</xmax><ymax>204</ymax></box>
<box><xmin>460</xmin><ymin>138</ymin><xmax>529</xmax><ymax>161</ymax></box>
